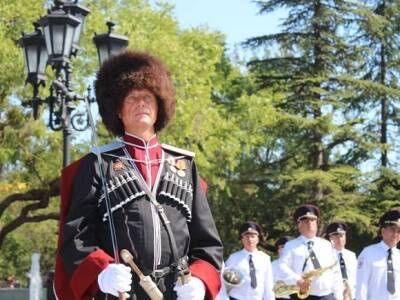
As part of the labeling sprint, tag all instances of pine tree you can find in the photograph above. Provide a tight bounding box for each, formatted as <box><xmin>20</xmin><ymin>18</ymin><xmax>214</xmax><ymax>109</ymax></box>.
<box><xmin>341</xmin><ymin>1</ymin><xmax>400</xmax><ymax>227</ymax></box>
<box><xmin>354</xmin><ymin>0</ymin><xmax>400</xmax><ymax>168</ymax></box>
<box><xmin>242</xmin><ymin>0</ymin><xmax>375</xmax><ymax>249</ymax></box>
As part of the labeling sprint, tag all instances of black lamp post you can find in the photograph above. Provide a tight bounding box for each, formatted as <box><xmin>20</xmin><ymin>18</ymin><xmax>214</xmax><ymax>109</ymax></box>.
<box><xmin>93</xmin><ymin>21</ymin><xmax>129</xmax><ymax>65</ymax></box>
<box><xmin>19</xmin><ymin>23</ymin><xmax>48</xmax><ymax>120</ymax></box>
<box><xmin>63</xmin><ymin>1</ymin><xmax>90</xmax><ymax>55</ymax></box>
<box><xmin>19</xmin><ymin>0</ymin><xmax>129</xmax><ymax>167</ymax></box>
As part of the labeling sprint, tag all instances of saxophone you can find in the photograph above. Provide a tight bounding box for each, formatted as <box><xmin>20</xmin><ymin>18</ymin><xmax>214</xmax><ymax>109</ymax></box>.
<box><xmin>273</xmin><ymin>262</ymin><xmax>337</xmax><ymax>299</ymax></box>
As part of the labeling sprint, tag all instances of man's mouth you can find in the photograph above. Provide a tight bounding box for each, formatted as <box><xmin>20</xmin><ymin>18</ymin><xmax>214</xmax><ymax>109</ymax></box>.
<box><xmin>135</xmin><ymin>111</ymin><xmax>149</xmax><ymax>116</ymax></box>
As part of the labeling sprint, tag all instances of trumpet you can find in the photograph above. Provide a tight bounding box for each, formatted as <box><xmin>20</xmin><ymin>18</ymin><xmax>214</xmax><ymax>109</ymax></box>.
<box><xmin>273</xmin><ymin>262</ymin><xmax>337</xmax><ymax>299</ymax></box>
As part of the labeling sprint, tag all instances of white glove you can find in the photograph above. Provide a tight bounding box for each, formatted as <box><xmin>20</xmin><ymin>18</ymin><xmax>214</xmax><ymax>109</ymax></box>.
<box><xmin>174</xmin><ymin>276</ymin><xmax>206</xmax><ymax>300</ymax></box>
<box><xmin>98</xmin><ymin>263</ymin><xmax>132</xmax><ymax>298</ymax></box>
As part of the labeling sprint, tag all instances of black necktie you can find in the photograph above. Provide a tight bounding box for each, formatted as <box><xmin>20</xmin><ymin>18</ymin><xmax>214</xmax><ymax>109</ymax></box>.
<box><xmin>307</xmin><ymin>240</ymin><xmax>321</xmax><ymax>269</ymax></box>
<box><xmin>249</xmin><ymin>254</ymin><xmax>257</xmax><ymax>289</ymax></box>
<box><xmin>387</xmin><ymin>248</ymin><xmax>395</xmax><ymax>294</ymax></box>
<box><xmin>339</xmin><ymin>252</ymin><xmax>348</xmax><ymax>280</ymax></box>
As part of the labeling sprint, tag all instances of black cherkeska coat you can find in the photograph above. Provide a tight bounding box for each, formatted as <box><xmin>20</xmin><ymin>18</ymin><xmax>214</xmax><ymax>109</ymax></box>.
<box><xmin>60</xmin><ymin>142</ymin><xmax>223</xmax><ymax>300</ymax></box>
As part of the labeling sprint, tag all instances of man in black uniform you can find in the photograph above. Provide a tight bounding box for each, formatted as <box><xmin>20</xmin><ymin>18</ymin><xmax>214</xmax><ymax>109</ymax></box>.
<box><xmin>55</xmin><ymin>51</ymin><xmax>223</xmax><ymax>300</ymax></box>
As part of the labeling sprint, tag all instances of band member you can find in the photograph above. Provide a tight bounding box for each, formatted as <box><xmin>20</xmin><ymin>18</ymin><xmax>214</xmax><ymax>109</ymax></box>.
<box><xmin>55</xmin><ymin>50</ymin><xmax>223</xmax><ymax>300</ymax></box>
<box><xmin>222</xmin><ymin>221</ymin><xmax>275</xmax><ymax>300</ymax></box>
<box><xmin>356</xmin><ymin>208</ymin><xmax>400</xmax><ymax>300</ymax></box>
<box><xmin>272</xmin><ymin>236</ymin><xmax>292</xmax><ymax>300</ymax></box>
<box><xmin>326</xmin><ymin>222</ymin><xmax>356</xmax><ymax>300</ymax></box>
<box><xmin>278</xmin><ymin>204</ymin><xmax>343</xmax><ymax>300</ymax></box>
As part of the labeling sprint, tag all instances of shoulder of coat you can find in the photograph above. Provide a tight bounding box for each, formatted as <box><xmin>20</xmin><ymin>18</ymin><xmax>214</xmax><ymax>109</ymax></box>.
<box><xmin>91</xmin><ymin>141</ymin><xmax>124</xmax><ymax>154</ymax></box>
<box><xmin>161</xmin><ymin>143</ymin><xmax>195</xmax><ymax>158</ymax></box>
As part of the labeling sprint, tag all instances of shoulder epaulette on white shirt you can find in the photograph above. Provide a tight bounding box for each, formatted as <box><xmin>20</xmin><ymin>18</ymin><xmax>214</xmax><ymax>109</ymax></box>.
<box><xmin>161</xmin><ymin>144</ymin><xmax>195</xmax><ymax>158</ymax></box>
<box><xmin>91</xmin><ymin>141</ymin><xmax>124</xmax><ymax>154</ymax></box>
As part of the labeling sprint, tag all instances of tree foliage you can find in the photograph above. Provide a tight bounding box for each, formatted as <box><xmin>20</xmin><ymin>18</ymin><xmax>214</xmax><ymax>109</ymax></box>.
<box><xmin>0</xmin><ymin>0</ymin><xmax>240</xmax><ymax>283</ymax></box>
<box><xmin>232</xmin><ymin>0</ymin><xmax>400</xmax><ymax>255</ymax></box>
<box><xmin>1</xmin><ymin>0</ymin><xmax>399</xmax><ymax>285</ymax></box>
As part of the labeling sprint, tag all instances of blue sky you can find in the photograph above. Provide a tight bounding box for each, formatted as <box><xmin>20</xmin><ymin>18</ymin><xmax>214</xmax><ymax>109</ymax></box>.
<box><xmin>164</xmin><ymin>0</ymin><xmax>284</xmax><ymax>51</ymax></box>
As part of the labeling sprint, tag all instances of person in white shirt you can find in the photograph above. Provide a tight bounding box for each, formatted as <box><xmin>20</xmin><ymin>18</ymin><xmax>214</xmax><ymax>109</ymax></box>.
<box><xmin>272</xmin><ymin>236</ymin><xmax>292</xmax><ymax>300</ymax></box>
<box><xmin>356</xmin><ymin>208</ymin><xmax>400</xmax><ymax>300</ymax></box>
<box><xmin>278</xmin><ymin>204</ymin><xmax>343</xmax><ymax>300</ymax></box>
<box><xmin>222</xmin><ymin>221</ymin><xmax>275</xmax><ymax>300</ymax></box>
<box><xmin>325</xmin><ymin>222</ymin><xmax>357</xmax><ymax>300</ymax></box>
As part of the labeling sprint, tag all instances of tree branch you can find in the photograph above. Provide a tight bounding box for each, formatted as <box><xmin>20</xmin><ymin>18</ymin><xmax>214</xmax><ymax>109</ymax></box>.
<box><xmin>0</xmin><ymin>177</ymin><xmax>60</xmax><ymax>216</ymax></box>
<box><xmin>0</xmin><ymin>177</ymin><xmax>60</xmax><ymax>248</ymax></box>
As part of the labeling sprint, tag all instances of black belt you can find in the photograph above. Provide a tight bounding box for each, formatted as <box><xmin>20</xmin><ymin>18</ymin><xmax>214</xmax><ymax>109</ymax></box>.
<box><xmin>142</xmin><ymin>256</ymin><xmax>189</xmax><ymax>280</ymax></box>
<box><xmin>151</xmin><ymin>265</ymin><xmax>177</xmax><ymax>279</ymax></box>
<box><xmin>290</xmin><ymin>293</ymin><xmax>334</xmax><ymax>300</ymax></box>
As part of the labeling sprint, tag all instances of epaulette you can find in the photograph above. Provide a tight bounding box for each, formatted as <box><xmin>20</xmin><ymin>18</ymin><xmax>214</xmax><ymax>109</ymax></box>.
<box><xmin>91</xmin><ymin>141</ymin><xmax>124</xmax><ymax>155</ymax></box>
<box><xmin>161</xmin><ymin>144</ymin><xmax>195</xmax><ymax>158</ymax></box>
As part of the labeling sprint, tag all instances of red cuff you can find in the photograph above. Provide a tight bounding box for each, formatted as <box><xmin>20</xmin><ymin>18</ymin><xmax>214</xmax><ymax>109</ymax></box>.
<box><xmin>70</xmin><ymin>249</ymin><xmax>114</xmax><ymax>299</ymax></box>
<box><xmin>190</xmin><ymin>259</ymin><xmax>221</xmax><ymax>300</ymax></box>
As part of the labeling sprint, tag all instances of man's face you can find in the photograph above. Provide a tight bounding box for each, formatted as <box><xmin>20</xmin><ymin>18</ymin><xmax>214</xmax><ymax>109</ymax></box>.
<box><xmin>298</xmin><ymin>218</ymin><xmax>318</xmax><ymax>238</ymax></box>
<box><xmin>381</xmin><ymin>225</ymin><xmax>400</xmax><ymax>248</ymax></box>
<box><xmin>241</xmin><ymin>232</ymin><xmax>259</xmax><ymax>252</ymax></box>
<box><xmin>329</xmin><ymin>233</ymin><xmax>346</xmax><ymax>250</ymax></box>
<box><xmin>119</xmin><ymin>88</ymin><xmax>158</xmax><ymax>134</ymax></box>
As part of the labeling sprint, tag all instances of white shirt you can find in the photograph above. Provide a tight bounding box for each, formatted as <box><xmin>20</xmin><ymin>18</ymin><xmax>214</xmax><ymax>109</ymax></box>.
<box><xmin>278</xmin><ymin>235</ymin><xmax>343</xmax><ymax>299</ymax></box>
<box><xmin>334</xmin><ymin>248</ymin><xmax>357</xmax><ymax>299</ymax></box>
<box><xmin>223</xmin><ymin>248</ymin><xmax>275</xmax><ymax>300</ymax></box>
<box><xmin>271</xmin><ymin>258</ymin><xmax>290</xmax><ymax>299</ymax></box>
<box><xmin>356</xmin><ymin>241</ymin><xmax>400</xmax><ymax>300</ymax></box>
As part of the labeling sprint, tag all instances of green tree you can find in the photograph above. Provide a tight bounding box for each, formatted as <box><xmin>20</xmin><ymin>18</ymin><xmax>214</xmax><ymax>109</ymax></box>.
<box><xmin>239</xmin><ymin>0</ymin><xmax>386</xmax><ymax>253</ymax></box>
<box><xmin>348</xmin><ymin>0</ymin><xmax>400</xmax><ymax>241</ymax></box>
<box><xmin>353</xmin><ymin>0</ymin><xmax>400</xmax><ymax>168</ymax></box>
<box><xmin>0</xmin><ymin>0</ymin><xmax>247</xmax><ymax>282</ymax></box>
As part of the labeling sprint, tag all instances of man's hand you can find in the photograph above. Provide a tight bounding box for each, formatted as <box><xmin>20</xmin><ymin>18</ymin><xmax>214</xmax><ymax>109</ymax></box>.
<box><xmin>98</xmin><ymin>263</ymin><xmax>132</xmax><ymax>298</ymax></box>
<box><xmin>296</xmin><ymin>277</ymin><xmax>311</xmax><ymax>293</ymax></box>
<box><xmin>343</xmin><ymin>284</ymin><xmax>351</xmax><ymax>300</ymax></box>
<box><xmin>174</xmin><ymin>276</ymin><xmax>205</xmax><ymax>300</ymax></box>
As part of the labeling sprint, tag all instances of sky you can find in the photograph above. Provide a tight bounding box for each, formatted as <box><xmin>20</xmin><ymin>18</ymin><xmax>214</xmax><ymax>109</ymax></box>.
<box><xmin>77</xmin><ymin>0</ymin><xmax>286</xmax><ymax>144</ymax></box>
<box><xmin>161</xmin><ymin>0</ymin><xmax>284</xmax><ymax>52</ymax></box>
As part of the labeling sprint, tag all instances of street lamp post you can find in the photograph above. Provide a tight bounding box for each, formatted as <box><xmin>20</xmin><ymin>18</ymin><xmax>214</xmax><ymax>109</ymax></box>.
<box><xmin>19</xmin><ymin>0</ymin><xmax>129</xmax><ymax>167</ymax></box>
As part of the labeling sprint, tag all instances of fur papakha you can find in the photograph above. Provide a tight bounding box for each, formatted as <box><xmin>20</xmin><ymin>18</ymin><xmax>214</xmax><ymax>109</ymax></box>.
<box><xmin>95</xmin><ymin>50</ymin><xmax>176</xmax><ymax>136</ymax></box>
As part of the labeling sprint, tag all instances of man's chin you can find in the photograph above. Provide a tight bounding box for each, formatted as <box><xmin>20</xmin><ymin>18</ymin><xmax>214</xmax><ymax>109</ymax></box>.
<box><xmin>134</xmin><ymin>116</ymin><xmax>152</xmax><ymax>124</ymax></box>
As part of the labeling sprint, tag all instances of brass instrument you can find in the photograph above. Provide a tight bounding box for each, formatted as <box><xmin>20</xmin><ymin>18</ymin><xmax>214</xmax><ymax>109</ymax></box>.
<box><xmin>273</xmin><ymin>262</ymin><xmax>337</xmax><ymax>299</ymax></box>
<box><xmin>222</xmin><ymin>267</ymin><xmax>245</xmax><ymax>293</ymax></box>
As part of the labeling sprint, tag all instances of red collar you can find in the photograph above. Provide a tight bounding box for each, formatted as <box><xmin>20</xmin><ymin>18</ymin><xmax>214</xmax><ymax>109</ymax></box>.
<box><xmin>123</xmin><ymin>133</ymin><xmax>159</xmax><ymax>148</ymax></box>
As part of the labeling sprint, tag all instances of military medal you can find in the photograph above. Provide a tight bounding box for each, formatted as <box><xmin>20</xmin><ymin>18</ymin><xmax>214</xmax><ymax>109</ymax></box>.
<box><xmin>176</xmin><ymin>160</ymin><xmax>186</xmax><ymax>170</ymax></box>
<box><xmin>176</xmin><ymin>159</ymin><xmax>187</xmax><ymax>177</ymax></box>
<box><xmin>112</xmin><ymin>159</ymin><xmax>125</xmax><ymax>171</ymax></box>
<box><xmin>170</xmin><ymin>165</ymin><xmax>177</xmax><ymax>173</ymax></box>
<box><xmin>167</xmin><ymin>156</ymin><xmax>175</xmax><ymax>166</ymax></box>
<box><xmin>165</xmin><ymin>156</ymin><xmax>177</xmax><ymax>173</ymax></box>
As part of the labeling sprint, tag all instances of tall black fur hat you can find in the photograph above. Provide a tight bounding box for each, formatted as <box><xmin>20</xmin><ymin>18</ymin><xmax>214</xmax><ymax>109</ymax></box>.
<box><xmin>95</xmin><ymin>50</ymin><xmax>176</xmax><ymax>136</ymax></box>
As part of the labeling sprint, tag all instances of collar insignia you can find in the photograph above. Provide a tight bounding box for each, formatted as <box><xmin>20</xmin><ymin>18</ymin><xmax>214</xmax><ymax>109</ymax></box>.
<box><xmin>167</xmin><ymin>156</ymin><xmax>176</xmax><ymax>166</ymax></box>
